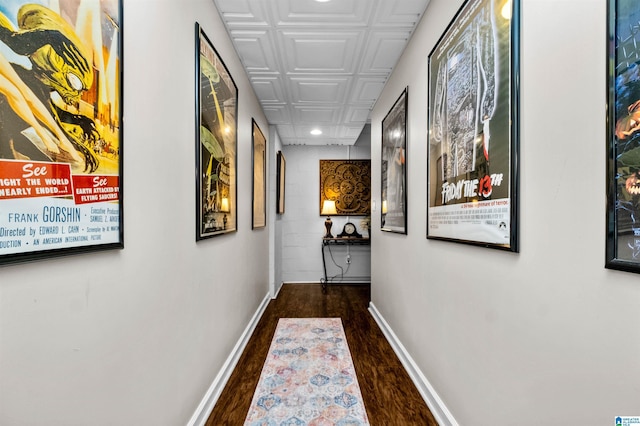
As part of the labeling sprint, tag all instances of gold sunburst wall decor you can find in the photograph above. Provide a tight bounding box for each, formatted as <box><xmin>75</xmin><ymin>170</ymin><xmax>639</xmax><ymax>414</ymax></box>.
<box><xmin>319</xmin><ymin>160</ymin><xmax>371</xmax><ymax>216</ymax></box>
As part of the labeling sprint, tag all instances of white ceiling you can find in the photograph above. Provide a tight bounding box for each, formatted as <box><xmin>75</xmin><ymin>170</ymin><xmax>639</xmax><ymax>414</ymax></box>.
<box><xmin>212</xmin><ymin>0</ymin><xmax>431</xmax><ymax>146</ymax></box>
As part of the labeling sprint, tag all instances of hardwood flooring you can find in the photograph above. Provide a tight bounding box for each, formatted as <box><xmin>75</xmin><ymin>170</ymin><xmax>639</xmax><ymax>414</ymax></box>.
<box><xmin>206</xmin><ymin>283</ymin><xmax>438</xmax><ymax>425</ymax></box>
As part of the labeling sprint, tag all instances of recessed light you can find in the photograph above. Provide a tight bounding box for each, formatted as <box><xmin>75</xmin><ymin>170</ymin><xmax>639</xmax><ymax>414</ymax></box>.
<box><xmin>310</xmin><ymin>129</ymin><xmax>323</xmax><ymax>136</ymax></box>
<box><xmin>315</xmin><ymin>0</ymin><xmax>331</xmax><ymax>2</ymax></box>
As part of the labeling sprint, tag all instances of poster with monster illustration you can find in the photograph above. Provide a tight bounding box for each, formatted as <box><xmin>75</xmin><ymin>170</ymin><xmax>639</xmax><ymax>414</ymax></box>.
<box><xmin>606</xmin><ymin>0</ymin><xmax>640</xmax><ymax>271</ymax></box>
<box><xmin>0</xmin><ymin>0</ymin><xmax>122</xmax><ymax>265</ymax></box>
<box><xmin>196</xmin><ymin>23</ymin><xmax>237</xmax><ymax>240</ymax></box>
<box><xmin>427</xmin><ymin>0</ymin><xmax>519</xmax><ymax>252</ymax></box>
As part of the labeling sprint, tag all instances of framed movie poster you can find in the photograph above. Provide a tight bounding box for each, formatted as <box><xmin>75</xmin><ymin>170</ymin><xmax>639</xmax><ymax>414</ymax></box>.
<box><xmin>196</xmin><ymin>22</ymin><xmax>237</xmax><ymax>240</ymax></box>
<box><xmin>427</xmin><ymin>0</ymin><xmax>520</xmax><ymax>252</ymax></box>
<box><xmin>0</xmin><ymin>1</ymin><xmax>123</xmax><ymax>266</ymax></box>
<box><xmin>276</xmin><ymin>151</ymin><xmax>285</xmax><ymax>215</ymax></box>
<box><xmin>252</xmin><ymin>119</ymin><xmax>266</xmax><ymax>229</ymax></box>
<box><xmin>606</xmin><ymin>0</ymin><xmax>640</xmax><ymax>272</ymax></box>
<box><xmin>381</xmin><ymin>88</ymin><xmax>408</xmax><ymax>234</ymax></box>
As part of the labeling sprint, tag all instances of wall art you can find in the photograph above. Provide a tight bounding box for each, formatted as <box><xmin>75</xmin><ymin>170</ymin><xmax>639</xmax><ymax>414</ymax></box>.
<box><xmin>0</xmin><ymin>1</ymin><xmax>123</xmax><ymax>265</ymax></box>
<box><xmin>427</xmin><ymin>0</ymin><xmax>520</xmax><ymax>252</ymax></box>
<box><xmin>381</xmin><ymin>88</ymin><xmax>408</xmax><ymax>234</ymax></box>
<box><xmin>196</xmin><ymin>22</ymin><xmax>237</xmax><ymax>240</ymax></box>
<box><xmin>252</xmin><ymin>119</ymin><xmax>266</xmax><ymax>229</ymax></box>
<box><xmin>319</xmin><ymin>160</ymin><xmax>371</xmax><ymax>217</ymax></box>
<box><xmin>606</xmin><ymin>0</ymin><xmax>640</xmax><ymax>271</ymax></box>
<box><xmin>277</xmin><ymin>150</ymin><xmax>286</xmax><ymax>214</ymax></box>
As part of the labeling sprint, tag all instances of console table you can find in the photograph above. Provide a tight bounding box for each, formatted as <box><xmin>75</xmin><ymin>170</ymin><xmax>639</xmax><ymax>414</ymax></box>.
<box><xmin>321</xmin><ymin>237</ymin><xmax>371</xmax><ymax>291</ymax></box>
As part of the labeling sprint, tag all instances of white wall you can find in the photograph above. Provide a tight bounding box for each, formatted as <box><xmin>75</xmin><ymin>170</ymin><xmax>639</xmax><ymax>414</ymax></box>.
<box><xmin>370</xmin><ymin>0</ymin><xmax>640</xmax><ymax>424</ymax></box>
<box><xmin>280</xmin><ymin>143</ymin><xmax>371</xmax><ymax>283</ymax></box>
<box><xmin>0</xmin><ymin>1</ymin><xmax>269</xmax><ymax>424</ymax></box>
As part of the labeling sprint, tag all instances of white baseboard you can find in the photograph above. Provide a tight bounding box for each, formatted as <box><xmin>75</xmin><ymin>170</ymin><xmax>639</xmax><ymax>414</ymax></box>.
<box><xmin>281</xmin><ymin>281</ymin><xmax>370</xmax><ymax>285</ymax></box>
<box><xmin>368</xmin><ymin>302</ymin><xmax>458</xmax><ymax>426</ymax></box>
<box><xmin>187</xmin><ymin>293</ymin><xmax>271</xmax><ymax>426</ymax></box>
<box><xmin>272</xmin><ymin>281</ymin><xmax>283</xmax><ymax>299</ymax></box>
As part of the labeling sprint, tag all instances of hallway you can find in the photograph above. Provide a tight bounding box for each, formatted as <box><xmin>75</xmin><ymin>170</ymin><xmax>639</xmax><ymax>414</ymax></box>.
<box><xmin>206</xmin><ymin>284</ymin><xmax>438</xmax><ymax>425</ymax></box>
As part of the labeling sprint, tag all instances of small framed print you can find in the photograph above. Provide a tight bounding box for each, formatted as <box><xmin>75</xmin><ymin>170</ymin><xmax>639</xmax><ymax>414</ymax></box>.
<box><xmin>277</xmin><ymin>151</ymin><xmax>286</xmax><ymax>215</ymax></box>
<box><xmin>252</xmin><ymin>119</ymin><xmax>266</xmax><ymax>229</ymax></box>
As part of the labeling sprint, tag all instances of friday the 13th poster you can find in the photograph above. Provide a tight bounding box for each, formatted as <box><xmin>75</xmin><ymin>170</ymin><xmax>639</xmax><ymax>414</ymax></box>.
<box><xmin>427</xmin><ymin>0</ymin><xmax>519</xmax><ymax>251</ymax></box>
<box><xmin>0</xmin><ymin>0</ymin><xmax>123</xmax><ymax>265</ymax></box>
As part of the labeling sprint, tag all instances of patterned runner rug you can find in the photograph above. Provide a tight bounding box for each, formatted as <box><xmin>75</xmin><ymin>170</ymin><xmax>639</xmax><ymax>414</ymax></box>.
<box><xmin>244</xmin><ymin>317</ymin><xmax>370</xmax><ymax>425</ymax></box>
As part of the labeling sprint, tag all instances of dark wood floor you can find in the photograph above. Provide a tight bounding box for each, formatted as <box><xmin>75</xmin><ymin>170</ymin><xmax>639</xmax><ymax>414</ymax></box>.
<box><xmin>206</xmin><ymin>283</ymin><xmax>438</xmax><ymax>425</ymax></box>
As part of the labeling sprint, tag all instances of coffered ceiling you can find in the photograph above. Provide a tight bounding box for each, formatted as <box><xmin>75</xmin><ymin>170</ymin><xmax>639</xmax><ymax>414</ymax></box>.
<box><xmin>212</xmin><ymin>0</ymin><xmax>431</xmax><ymax>146</ymax></box>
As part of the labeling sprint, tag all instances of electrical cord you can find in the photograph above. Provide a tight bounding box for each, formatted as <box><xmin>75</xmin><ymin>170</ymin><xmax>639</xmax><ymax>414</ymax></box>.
<box><xmin>326</xmin><ymin>243</ymin><xmax>350</xmax><ymax>280</ymax></box>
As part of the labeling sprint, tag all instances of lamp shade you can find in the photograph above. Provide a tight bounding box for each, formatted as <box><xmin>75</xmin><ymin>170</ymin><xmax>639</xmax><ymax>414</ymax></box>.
<box><xmin>381</xmin><ymin>200</ymin><xmax>388</xmax><ymax>214</ymax></box>
<box><xmin>321</xmin><ymin>200</ymin><xmax>337</xmax><ymax>215</ymax></box>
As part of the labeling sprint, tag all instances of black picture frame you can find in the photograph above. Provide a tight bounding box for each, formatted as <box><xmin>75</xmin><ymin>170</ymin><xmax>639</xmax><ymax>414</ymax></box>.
<box><xmin>381</xmin><ymin>88</ymin><xmax>408</xmax><ymax>234</ymax></box>
<box><xmin>252</xmin><ymin>119</ymin><xmax>266</xmax><ymax>229</ymax></box>
<box><xmin>426</xmin><ymin>0</ymin><xmax>520</xmax><ymax>252</ymax></box>
<box><xmin>606</xmin><ymin>0</ymin><xmax>640</xmax><ymax>272</ymax></box>
<box><xmin>276</xmin><ymin>150</ymin><xmax>286</xmax><ymax>215</ymax></box>
<box><xmin>0</xmin><ymin>1</ymin><xmax>124</xmax><ymax>266</ymax></box>
<box><xmin>195</xmin><ymin>22</ymin><xmax>238</xmax><ymax>240</ymax></box>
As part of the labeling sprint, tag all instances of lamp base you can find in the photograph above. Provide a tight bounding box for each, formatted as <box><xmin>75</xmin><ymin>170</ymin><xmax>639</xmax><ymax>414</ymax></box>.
<box><xmin>323</xmin><ymin>217</ymin><xmax>333</xmax><ymax>238</ymax></box>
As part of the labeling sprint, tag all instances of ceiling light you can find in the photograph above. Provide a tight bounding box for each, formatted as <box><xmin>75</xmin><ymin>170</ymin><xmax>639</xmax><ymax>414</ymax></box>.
<box><xmin>315</xmin><ymin>0</ymin><xmax>331</xmax><ymax>2</ymax></box>
<box><xmin>310</xmin><ymin>129</ymin><xmax>323</xmax><ymax>136</ymax></box>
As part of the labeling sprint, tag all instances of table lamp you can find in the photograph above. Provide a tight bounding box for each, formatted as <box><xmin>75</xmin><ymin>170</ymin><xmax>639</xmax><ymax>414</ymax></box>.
<box><xmin>221</xmin><ymin>197</ymin><xmax>230</xmax><ymax>229</ymax></box>
<box><xmin>321</xmin><ymin>200</ymin><xmax>337</xmax><ymax>238</ymax></box>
